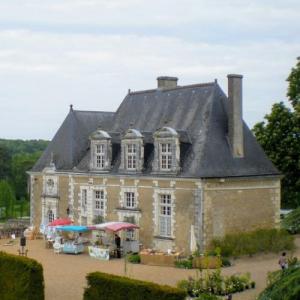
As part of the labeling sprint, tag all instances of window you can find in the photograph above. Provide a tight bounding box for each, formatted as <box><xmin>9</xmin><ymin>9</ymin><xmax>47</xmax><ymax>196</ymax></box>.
<box><xmin>95</xmin><ymin>190</ymin><xmax>105</xmax><ymax>215</ymax></box>
<box><xmin>95</xmin><ymin>144</ymin><xmax>105</xmax><ymax>169</ymax></box>
<box><xmin>48</xmin><ymin>210</ymin><xmax>55</xmax><ymax>223</ymax></box>
<box><xmin>127</xmin><ymin>144</ymin><xmax>137</xmax><ymax>169</ymax></box>
<box><xmin>160</xmin><ymin>143</ymin><xmax>172</xmax><ymax>170</ymax></box>
<box><xmin>125</xmin><ymin>192</ymin><xmax>135</xmax><ymax>208</ymax></box>
<box><xmin>159</xmin><ymin>194</ymin><xmax>172</xmax><ymax>237</ymax></box>
<box><xmin>81</xmin><ymin>189</ymin><xmax>87</xmax><ymax>213</ymax></box>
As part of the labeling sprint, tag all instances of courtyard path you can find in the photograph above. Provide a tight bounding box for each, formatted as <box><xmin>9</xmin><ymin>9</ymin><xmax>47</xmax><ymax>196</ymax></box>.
<box><xmin>1</xmin><ymin>235</ymin><xmax>299</xmax><ymax>300</ymax></box>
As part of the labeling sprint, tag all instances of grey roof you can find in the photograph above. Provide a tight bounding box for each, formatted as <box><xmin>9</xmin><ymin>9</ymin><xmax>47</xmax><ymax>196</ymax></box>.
<box><xmin>32</xmin><ymin>109</ymin><xmax>114</xmax><ymax>172</ymax></box>
<box><xmin>32</xmin><ymin>82</ymin><xmax>279</xmax><ymax>178</ymax></box>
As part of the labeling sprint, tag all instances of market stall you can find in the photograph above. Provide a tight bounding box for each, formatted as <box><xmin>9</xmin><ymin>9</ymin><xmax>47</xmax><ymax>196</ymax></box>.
<box><xmin>55</xmin><ymin>225</ymin><xmax>89</xmax><ymax>255</ymax></box>
<box><xmin>88</xmin><ymin>221</ymin><xmax>139</xmax><ymax>258</ymax></box>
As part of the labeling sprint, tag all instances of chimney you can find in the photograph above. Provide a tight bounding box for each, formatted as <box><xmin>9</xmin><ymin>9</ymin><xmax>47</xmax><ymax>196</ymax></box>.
<box><xmin>157</xmin><ymin>76</ymin><xmax>178</xmax><ymax>89</ymax></box>
<box><xmin>227</xmin><ymin>74</ymin><xmax>244</xmax><ymax>158</ymax></box>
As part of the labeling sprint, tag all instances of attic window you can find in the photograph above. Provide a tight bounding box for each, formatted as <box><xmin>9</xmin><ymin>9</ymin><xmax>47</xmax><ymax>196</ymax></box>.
<box><xmin>120</xmin><ymin>129</ymin><xmax>144</xmax><ymax>173</ymax></box>
<box><xmin>152</xmin><ymin>127</ymin><xmax>180</xmax><ymax>173</ymax></box>
<box><xmin>89</xmin><ymin>129</ymin><xmax>112</xmax><ymax>172</ymax></box>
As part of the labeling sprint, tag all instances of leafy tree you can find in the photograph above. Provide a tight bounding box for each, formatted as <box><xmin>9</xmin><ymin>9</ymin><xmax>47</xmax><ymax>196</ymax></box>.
<box><xmin>0</xmin><ymin>180</ymin><xmax>16</xmax><ymax>218</ymax></box>
<box><xmin>0</xmin><ymin>145</ymin><xmax>12</xmax><ymax>180</ymax></box>
<box><xmin>253</xmin><ymin>58</ymin><xmax>300</xmax><ymax>208</ymax></box>
<box><xmin>287</xmin><ymin>56</ymin><xmax>300</xmax><ymax>108</ymax></box>
<box><xmin>11</xmin><ymin>152</ymin><xmax>42</xmax><ymax>200</ymax></box>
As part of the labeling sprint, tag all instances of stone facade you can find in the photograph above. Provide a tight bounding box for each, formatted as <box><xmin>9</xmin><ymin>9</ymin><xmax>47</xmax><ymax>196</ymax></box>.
<box><xmin>30</xmin><ymin>171</ymin><xmax>280</xmax><ymax>253</ymax></box>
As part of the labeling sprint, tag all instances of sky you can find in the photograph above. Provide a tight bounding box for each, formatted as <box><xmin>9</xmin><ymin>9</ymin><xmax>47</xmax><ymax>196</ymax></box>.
<box><xmin>0</xmin><ymin>0</ymin><xmax>299</xmax><ymax>140</ymax></box>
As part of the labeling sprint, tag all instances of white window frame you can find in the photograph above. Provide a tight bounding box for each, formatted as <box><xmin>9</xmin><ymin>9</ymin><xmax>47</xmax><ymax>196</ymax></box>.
<box><xmin>95</xmin><ymin>144</ymin><xmax>105</xmax><ymax>169</ymax></box>
<box><xmin>81</xmin><ymin>189</ymin><xmax>87</xmax><ymax>214</ymax></box>
<box><xmin>160</xmin><ymin>143</ymin><xmax>172</xmax><ymax>170</ymax></box>
<box><xmin>127</xmin><ymin>144</ymin><xmax>137</xmax><ymax>170</ymax></box>
<box><xmin>48</xmin><ymin>210</ymin><xmax>55</xmax><ymax>223</ymax></box>
<box><xmin>94</xmin><ymin>190</ymin><xmax>105</xmax><ymax>216</ymax></box>
<box><xmin>159</xmin><ymin>194</ymin><xmax>172</xmax><ymax>237</ymax></box>
<box><xmin>125</xmin><ymin>192</ymin><xmax>136</xmax><ymax>209</ymax></box>
<box><xmin>153</xmin><ymin>188</ymin><xmax>175</xmax><ymax>239</ymax></box>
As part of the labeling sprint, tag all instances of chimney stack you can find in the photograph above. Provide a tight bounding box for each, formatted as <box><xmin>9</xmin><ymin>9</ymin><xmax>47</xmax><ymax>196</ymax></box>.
<box><xmin>227</xmin><ymin>74</ymin><xmax>244</xmax><ymax>158</ymax></box>
<box><xmin>157</xmin><ymin>76</ymin><xmax>178</xmax><ymax>89</ymax></box>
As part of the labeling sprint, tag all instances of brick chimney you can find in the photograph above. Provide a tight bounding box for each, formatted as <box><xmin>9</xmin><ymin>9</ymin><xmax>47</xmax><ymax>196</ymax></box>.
<box><xmin>227</xmin><ymin>74</ymin><xmax>244</xmax><ymax>158</ymax></box>
<box><xmin>157</xmin><ymin>76</ymin><xmax>178</xmax><ymax>89</ymax></box>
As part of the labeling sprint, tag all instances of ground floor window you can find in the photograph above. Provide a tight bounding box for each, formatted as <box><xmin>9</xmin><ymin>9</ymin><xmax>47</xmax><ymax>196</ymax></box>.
<box><xmin>48</xmin><ymin>210</ymin><xmax>55</xmax><ymax>223</ymax></box>
<box><xmin>159</xmin><ymin>194</ymin><xmax>172</xmax><ymax>237</ymax></box>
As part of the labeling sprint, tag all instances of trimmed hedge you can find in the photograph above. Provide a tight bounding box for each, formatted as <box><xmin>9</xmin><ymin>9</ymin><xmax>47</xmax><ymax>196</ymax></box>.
<box><xmin>211</xmin><ymin>229</ymin><xmax>295</xmax><ymax>257</ymax></box>
<box><xmin>84</xmin><ymin>271</ymin><xmax>186</xmax><ymax>300</ymax></box>
<box><xmin>258</xmin><ymin>266</ymin><xmax>300</xmax><ymax>300</ymax></box>
<box><xmin>0</xmin><ymin>251</ymin><xmax>44</xmax><ymax>300</ymax></box>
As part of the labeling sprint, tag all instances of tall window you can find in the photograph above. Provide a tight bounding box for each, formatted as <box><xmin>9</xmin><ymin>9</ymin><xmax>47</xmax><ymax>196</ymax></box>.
<box><xmin>127</xmin><ymin>144</ymin><xmax>137</xmax><ymax>169</ymax></box>
<box><xmin>95</xmin><ymin>144</ymin><xmax>105</xmax><ymax>169</ymax></box>
<box><xmin>159</xmin><ymin>194</ymin><xmax>172</xmax><ymax>237</ymax></box>
<box><xmin>48</xmin><ymin>210</ymin><xmax>55</xmax><ymax>223</ymax></box>
<box><xmin>94</xmin><ymin>190</ymin><xmax>105</xmax><ymax>215</ymax></box>
<box><xmin>160</xmin><ymin>143</ymin><xmax>172</xmax><ymax>170</ymax></box>
<box><xmin>81</xmin><ymin>189</ymin><xmax>87</xmax><ymax>213</ymax></box>
<box><xmin>125</xmin><ymin>192</ymin><xmax>136</xmax><ymax>208</ymax></box>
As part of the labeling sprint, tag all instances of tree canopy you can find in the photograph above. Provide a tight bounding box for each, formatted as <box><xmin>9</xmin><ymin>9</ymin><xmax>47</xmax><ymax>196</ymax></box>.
<box><xmin>253</xmin><ymin>58</ymin><xmax>300</xmax><ymax>208</ymax></box>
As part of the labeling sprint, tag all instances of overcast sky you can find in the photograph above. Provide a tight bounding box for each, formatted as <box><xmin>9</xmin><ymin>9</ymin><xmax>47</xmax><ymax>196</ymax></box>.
<box><xmin>0</xmin><ymin>0</ymin><xmax>299</xmax><ymax>140</ymax></box>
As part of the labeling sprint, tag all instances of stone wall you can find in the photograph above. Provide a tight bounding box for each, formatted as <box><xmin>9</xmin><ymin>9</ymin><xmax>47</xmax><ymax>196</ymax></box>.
<box><xmin>202</xmin><ymin>177</ymin><xmax>281</xmax><ymax>248</ymax></box>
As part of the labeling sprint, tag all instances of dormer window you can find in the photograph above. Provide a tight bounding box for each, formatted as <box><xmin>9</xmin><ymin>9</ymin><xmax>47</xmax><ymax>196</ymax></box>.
<box><xmin>90</xmin><ymin>129</ymin><xmax>112</xmax><ymax>171</ymax></box>
<box><xmin>119</xmin><ymin>129</ymin><xmax>144</xmax><ymax>173</ymax></box>
<box><xmin>152</xmin><ymin>127</ymin><xmax>180</xmax><ymax>173</ymax></box>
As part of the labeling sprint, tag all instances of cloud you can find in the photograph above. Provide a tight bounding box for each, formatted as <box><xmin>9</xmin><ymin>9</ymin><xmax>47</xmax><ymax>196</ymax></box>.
<box><xmin>0</xmin><ymin>1</ymin><xmax>299</xmax><ymax>139</ymax></box>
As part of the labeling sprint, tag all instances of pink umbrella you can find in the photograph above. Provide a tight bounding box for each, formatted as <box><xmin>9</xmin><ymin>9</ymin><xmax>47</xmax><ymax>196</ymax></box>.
<box><xmin>89</xmin><ymin>221</ymin><xmax>139</xmax><ymax>232</ymax></box>
<box><xmin>48</xmin><ymin>218</ymin><xmax>73</xmax><ymax>227</ymax></box>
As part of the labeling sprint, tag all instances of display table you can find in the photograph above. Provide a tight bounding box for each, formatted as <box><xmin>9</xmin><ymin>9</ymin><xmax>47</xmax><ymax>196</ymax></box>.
<box><xmin>140</xmin><ymin>250</ymin><xmax>180</xmax><ymax>267</ymax></box>
<box><xmin>63</xmin><ymin>241</ymin><xmax>84</xmax><ymax>254</ymax></box>
<box><xmin>88</xmin><ymin>246</ymin><xmax>110</xmax><ymax>260</ymax></box>
<box><xmin>123</xmin><ymin>240</ymin><xmax>139</xmax><ymax>254</ymax></box>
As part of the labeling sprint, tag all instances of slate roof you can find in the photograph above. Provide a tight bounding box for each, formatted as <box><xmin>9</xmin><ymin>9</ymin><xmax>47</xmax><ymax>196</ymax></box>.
<box><xmin>32</xmin><ymin>81</ymin><xmax>280</xmax><ymax>178</ymax></box>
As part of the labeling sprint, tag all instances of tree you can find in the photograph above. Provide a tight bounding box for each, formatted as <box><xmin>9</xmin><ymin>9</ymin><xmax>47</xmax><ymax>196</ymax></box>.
<box><xmin>253</xmin><ymin>58</ymin><xmax>300</xmax><ymax>208</ymax></box>
<box><xmin>287</xmin><ymin>56</ymin><xmax>300</xmax><ymax>108</ymax></box>
<box><xmin>0</xmin><ymin>180</ymin><xmax>16</xmax><ymax>218</ymax></box>
<box><xmin>0</xmin><ymin>145</ymin><xmax>12</xmax><ymax>180</ymax></box>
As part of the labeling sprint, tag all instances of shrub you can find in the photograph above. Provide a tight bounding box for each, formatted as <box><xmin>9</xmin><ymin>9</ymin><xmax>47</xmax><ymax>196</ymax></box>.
<box><xmin>127</xmin><ymin>253</ymin><xmax>141</xmax><ymax>264</ymax></box>
<box><xmin>177</xmin><ymin>270</ymin><xmax>254</xmax><ymax>297</ymax></box>
<box><xmin>0</xmin><ymin>251</ymin><xmax>44</xmax><ymax>300</ymax></box>
<box><xmin>221</xmin><ymin>257</ymin><xmax>231</xmax><ymax>267</ymax></box>
<box><xmin>282</xmin><ymin>207</ymin><xmax>300</xmax><ymax>234</ymax></box>
<box><xmin>258</xmin><ymin>266</ymin><xmax>300</xmax><ymax>300</ymax></box>
<box><xmin>195</xmin><ymin>294</ymin><xmax>221</xmax><ymax>300</ymax></box>
<box><xmin>84</xmin><ymin>271</ymin><xmax>186</xmax><ymax>300</ymax></box>
<box><xmin>175</xmin><ymin>257</ymin><xmax>193</xmax><ymax>269</ymax></box>
<box><xmin>211</xmin><ymin>229</ymin><xmax>294</xmax><ymax>257</ymax></box>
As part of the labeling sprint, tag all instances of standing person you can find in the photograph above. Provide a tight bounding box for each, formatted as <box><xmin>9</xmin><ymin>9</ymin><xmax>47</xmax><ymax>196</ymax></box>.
<box><xmin>278</xmin><ymin>252</ymin><xmax>288</xmax><ymax>270</ymax></box>
<box><xmin>114</xmin><ymin>233</ymin><xmax>121</xmax><ymax>258</ymax></box>
<box><xmin>20</xmin><ymin>233</ymin><xmax>26</xmax><ymax>255</ymax></box>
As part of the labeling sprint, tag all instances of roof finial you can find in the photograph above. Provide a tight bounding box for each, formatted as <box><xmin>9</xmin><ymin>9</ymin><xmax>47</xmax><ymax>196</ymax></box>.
<box><xmin>97</xmin><ymin>123</ymin><xmax>102</xmax><ymax>130</ymax></box>
<box><xmin>70</xmin><ymin>104</ymin><xmax>73</xmax><ymax>112</ymax></box>
<box><xmin>128</xmin><ymin>88</ymin><xmax>131</xmax><ymax>94</ymax></box>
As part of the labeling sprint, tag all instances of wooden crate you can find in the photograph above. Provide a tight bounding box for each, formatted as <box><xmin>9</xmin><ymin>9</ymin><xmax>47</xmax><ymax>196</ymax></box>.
<box><xmin>140</xmin><ymin>252</ymin><xmax>179</xmax><ymax>267</ymax></box>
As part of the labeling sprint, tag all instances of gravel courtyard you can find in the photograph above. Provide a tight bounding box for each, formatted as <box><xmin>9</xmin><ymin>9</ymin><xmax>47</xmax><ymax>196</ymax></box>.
<box><xmin>1</xmin><ymin>236</ymin><xmax>299</xmax><ymax>300</ymax></box>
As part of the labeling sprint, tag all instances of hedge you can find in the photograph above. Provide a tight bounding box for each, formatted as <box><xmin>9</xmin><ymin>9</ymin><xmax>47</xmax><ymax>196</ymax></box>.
<box><xmin>258</xmin><ymin>266</ymin><xmax>300</xmax><ymax>300</ymax></box>
<box><xmin>84</xmin><ymin>271</ymin><xmax>186</xmax><ymax>300</ymax></box>
<box><xmin>0</xmin><ymin>251</ymin><xmax>44</xmax><ymax>300</ymax></box>
<box><xmin>211</xmin><ymin>229</ymin><xmax>295</xmax><ymax>257</ymax></box>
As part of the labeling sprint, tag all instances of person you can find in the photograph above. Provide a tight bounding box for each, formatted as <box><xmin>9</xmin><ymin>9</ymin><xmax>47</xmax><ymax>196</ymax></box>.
<box><xmin>75</xmin><ymin>232</ymin><xmax>83</xmax><ymax>244</ymax></box>
<box><xmin>114</xmin><ymin>233</ymin><xmax>121</xmax><ymax>258</ymax></box>
<box><xmin>278</xmin><ymin>252</ymin><xmax>288</xmax><ymax>270</ymax></box>
<box><xmin>20</xmin><ymin>233</ymin><xmax>26</xmax><ymax>255</ymax></box>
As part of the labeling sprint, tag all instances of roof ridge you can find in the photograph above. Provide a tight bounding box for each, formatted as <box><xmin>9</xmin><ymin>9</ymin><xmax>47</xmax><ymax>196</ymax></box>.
<box><xmin>73</xmin><ymin>110</ymin><xmax>114</xmax><ymax>114</ymax></box>
<box><xmin>129</xmin><ymin>82</ymin><xmax>215</xmax><ymax>95</ymax></box>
